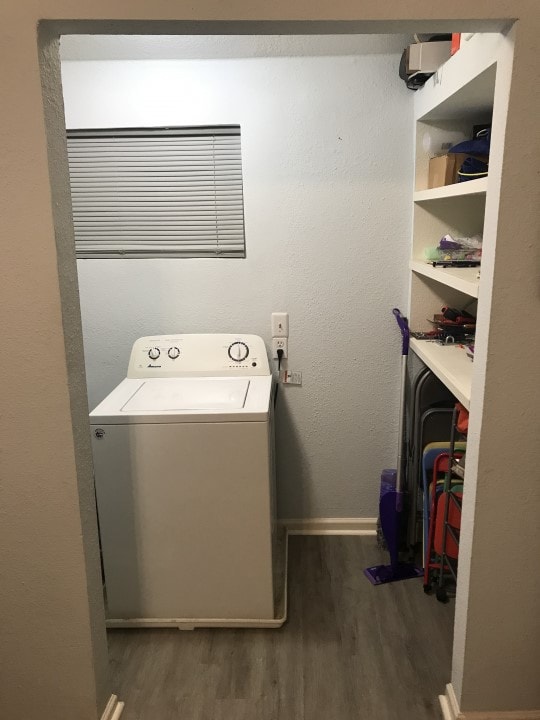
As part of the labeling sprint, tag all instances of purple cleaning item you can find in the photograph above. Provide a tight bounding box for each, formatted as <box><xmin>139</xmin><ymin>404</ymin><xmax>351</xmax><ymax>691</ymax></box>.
<box><xmin>439</xmin><ymin>235</ymin><xmax>463</xmax><ymax>250</ymax></box>
<box><xmin>379</xmin><ymin>468</ymin><xmax>396</xmax><ymax>500</ymax></box>
<box><xmin>364</xmin><ymin>308</ymin><xmax>423</xmax><ymax>586</ymax></box>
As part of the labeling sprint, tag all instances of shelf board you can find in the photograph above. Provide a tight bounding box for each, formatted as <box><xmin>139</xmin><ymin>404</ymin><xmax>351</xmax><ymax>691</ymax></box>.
<box><xmin>415</xmin><ymin>34</ymin><xmax>500</xmax><ymax>121</ymax></box>
<box><xmin>410</xmin><ymin>338</ymin><xmax>472</xmax><ymax>409</ymax></box>
<box><xmin>414</xmin><ymin>177</ymin><xmax>487</xmax><ymax>202</ymax></box>
<box><xmin>410</xmin><ymin>260</ymin><xmax>480</xmax><ymax>298</ymax></box>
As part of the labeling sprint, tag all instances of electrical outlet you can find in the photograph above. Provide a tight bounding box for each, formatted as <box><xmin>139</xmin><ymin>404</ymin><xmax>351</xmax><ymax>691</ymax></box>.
<box><xmin>271</xmin><ymin>312</ymin><xmax>289</xmax><ymax>338</ymax></box>
<box><xmin>272</xmin><ymin>337</ymin><xmax>288</xmax><ymax>359</ymax></box>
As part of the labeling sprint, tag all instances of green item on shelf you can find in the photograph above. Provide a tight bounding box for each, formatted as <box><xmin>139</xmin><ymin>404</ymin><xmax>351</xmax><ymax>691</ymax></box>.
<box><xmin>424</xmin><ymin>247</ymin><xmax>440</xmax><ymax>262</ymax></box>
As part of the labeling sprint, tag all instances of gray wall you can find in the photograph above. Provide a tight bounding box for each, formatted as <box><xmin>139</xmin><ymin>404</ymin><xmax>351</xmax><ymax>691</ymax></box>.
<box><xmin>61</xmin><ymin>37</ymin><xmax>414</xmax><ymax>519</ymax></box>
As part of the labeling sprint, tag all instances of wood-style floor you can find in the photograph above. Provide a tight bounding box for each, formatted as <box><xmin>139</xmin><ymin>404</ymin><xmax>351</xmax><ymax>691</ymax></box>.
<box><xmin>108</xmin><ymin>536</ymin><xmax>453</xmax><ymax>720</ymax></box>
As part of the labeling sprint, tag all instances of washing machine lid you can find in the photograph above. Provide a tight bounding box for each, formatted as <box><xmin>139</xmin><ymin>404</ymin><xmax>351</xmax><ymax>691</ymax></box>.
<box><xmin>122</xmin><ymin>377</ymin><xmax>250</xmax><ymax>413</ymax></box>
<box><xmin>90</xmin><ymin>375</ymin><xmax>272</xmax><ymax>424</ymax></box>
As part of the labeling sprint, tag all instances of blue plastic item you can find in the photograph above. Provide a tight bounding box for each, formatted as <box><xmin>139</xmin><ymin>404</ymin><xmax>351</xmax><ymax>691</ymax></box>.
<box><xmin>448</xmin><ymin>128</ymin><xmax>491</xmax><ymax>156</ymax></box>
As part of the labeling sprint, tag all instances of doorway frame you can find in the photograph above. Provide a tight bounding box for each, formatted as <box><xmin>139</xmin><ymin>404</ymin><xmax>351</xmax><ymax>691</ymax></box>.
<box><xmin>2</xmin><ymin>4</ymin><xmax>539</xmax><ymax>718</ymax></box>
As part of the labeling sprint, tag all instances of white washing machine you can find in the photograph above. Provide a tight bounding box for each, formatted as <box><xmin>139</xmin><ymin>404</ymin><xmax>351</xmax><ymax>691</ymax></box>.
<box><xmin>90</xmin><ymin>334</ymin><xmax>286</xmax><ymax>629</ymax></box>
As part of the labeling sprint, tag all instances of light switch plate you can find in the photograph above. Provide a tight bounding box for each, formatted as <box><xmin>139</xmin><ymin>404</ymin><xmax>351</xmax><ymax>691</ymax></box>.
<box><xmin>271</xmin><ymin>312</ymin><xmax>289</xmax><ymax>337</ymax></box>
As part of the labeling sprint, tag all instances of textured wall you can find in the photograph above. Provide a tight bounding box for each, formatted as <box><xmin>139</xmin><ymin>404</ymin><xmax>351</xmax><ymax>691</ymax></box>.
<box><xmin>450</xmin><ymin>25</ymin><xmax>540</xmax><ymax>713</ymax></box>
<box><xmin>0</xmin><ymin>27</ymin><xmax>110</xmax><ymax>720</ymax></box>
<box><xmin>62</xmin><ymin>44</ymin><xmax>414</xmax><ymax>519</ymax></box>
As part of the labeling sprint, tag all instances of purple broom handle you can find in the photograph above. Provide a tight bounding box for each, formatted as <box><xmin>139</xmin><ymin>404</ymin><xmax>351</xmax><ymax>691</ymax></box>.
<box><xmin>392</xmin><ymin>307</ymin><xmax>409</xmax><ymax>356</ymax></box>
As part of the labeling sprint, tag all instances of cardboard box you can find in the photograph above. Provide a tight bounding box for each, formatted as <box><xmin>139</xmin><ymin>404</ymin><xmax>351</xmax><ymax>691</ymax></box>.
<box><xmin>428</xmin><ymin>153</ymin><xmax>469</xmax><ymax>188</ymax></box>
<box><xmin>407</xmin><ymin>41</ymin><xmax>452</xmax><ymax>73</ymax></box>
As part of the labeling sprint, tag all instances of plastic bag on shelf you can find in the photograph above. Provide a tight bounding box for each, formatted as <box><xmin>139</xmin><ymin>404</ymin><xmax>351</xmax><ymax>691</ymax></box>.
<box><xmin>424</xmin><ymin>233</ymin><xmax>482</xmax><ymax>263</ymax></box>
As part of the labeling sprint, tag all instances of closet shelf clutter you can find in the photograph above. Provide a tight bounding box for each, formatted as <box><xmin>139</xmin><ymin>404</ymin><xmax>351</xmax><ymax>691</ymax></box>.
<box><xmin>408</xmin><ymin>33</ymin><xmax>502</xmax><ymax>406</ymax></box>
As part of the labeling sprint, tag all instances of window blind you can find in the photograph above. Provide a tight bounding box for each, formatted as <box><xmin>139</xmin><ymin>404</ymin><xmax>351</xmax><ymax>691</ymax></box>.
<box><xmin>66</xmin><ymin>126</ymin><xmax>246</xmax><ymax>258</ymax></box>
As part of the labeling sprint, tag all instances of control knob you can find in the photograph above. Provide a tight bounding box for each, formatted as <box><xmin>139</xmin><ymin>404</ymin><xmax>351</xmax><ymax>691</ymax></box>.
<box><xmin>228</xmin><ymin>341</ymin><xmax>249</xmax><ymax>362</ymax></box>
<box><xmin>168</xmin><ymin>346</ymin><xmax>180</xmax><ymax>360</ymax></box>
<box><xmin>148</xmin><ymin>347</ymin><xmax>160</xmax><ymax>360</ymax></box>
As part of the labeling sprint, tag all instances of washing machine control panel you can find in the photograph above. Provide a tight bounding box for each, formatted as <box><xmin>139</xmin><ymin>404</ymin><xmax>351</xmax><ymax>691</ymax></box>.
<box><xmin>127</xmin><ymin>334</ymin><xmax>270</xmax><ymax>378</ymax></box>
<box><xmin>228</xmin><ymin>341</ymin><xmax>249</xmax><ymax>362</ymax></box>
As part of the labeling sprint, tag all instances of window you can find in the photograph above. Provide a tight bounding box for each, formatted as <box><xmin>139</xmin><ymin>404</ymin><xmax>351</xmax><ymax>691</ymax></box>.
<box><xmin>66</xmin><ymin>126</ymin><xmax>246</xmax><ymax>258</ymax></box>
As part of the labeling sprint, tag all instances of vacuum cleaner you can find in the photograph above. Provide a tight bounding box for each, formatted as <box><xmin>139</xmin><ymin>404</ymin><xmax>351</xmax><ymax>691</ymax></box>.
<box><xmin>364</xmin><ymin>308</ymin><xmax>423</xmax><ymax>585</ymax></box>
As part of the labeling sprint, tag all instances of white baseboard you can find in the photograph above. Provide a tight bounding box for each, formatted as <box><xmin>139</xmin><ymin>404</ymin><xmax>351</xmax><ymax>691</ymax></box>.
<box><xmin>440</xmin><ymin>694</ymin><xmax>455</xmax><ymax>720</ymax></box>
<box><xmin>440</xmin><ymin>684</ymin><xmax>461</xmax><ymax>720</ymax></box>
<box><xmin>440</xmin><ymin>684</ymin><xmax>540</xmax><ymax>720</ymax></box>
<box><xmin>101</xmin><ymin>694</ymin><xmax>124</xmax><ymax>720</ymax></box>
<box><xmin>279</xmin><ymin>517</ymin><xmax>377</xmax><ymax>535</ymax></box>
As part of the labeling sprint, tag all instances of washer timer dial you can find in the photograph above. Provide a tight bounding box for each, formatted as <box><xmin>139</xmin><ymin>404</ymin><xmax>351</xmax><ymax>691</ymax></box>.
<box><xmin>168</xmin><ymin>346</ymin><xmax>180</xmax><ymax>360</ymax></box>
<box><xmin>228</xmin><ymin>341</ymin><xmax>249</xmax><ymax>362</ymax></box>
<box><xmin>148</xmin><ymin>347</ymin><xmax>160</xmax><ymax>360</ymax></box>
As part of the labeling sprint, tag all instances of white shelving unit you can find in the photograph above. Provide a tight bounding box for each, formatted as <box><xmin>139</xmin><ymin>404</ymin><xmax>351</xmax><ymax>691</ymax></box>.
<box><xmin>409</xmin><ymin>260</ymin><xmax>479</xmax><ymax>298</ymax></box>
<box><xmin>413</xmin><ymin>176</ymin><xmax>487</xmax><ymax>203</ymax></box>
<box><xmin>409</xmin><ymin>338</ymin><xmax>472</xmax><ymax>409</ymax></box>
<box><xmin>408</xmin><ymin>34</ymin><xmax>505</xmax><ymax>406</ymax></box>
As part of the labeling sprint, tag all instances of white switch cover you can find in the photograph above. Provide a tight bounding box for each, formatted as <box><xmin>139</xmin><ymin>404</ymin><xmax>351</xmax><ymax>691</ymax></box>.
<box><xmin>271</xmin><ymin>312</ymin><xmax>289</xmax><ymax>337</ymax></box>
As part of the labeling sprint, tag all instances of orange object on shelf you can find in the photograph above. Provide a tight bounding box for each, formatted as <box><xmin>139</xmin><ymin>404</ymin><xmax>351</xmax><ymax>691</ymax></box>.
<box><xmin>451</xmin><ymin>33</ymin><xmax>461</xmax><ymax>56</ymax></box>
<box><xmin>455</xmin><ymin>402</ymin><xmax>469</xmax><ymax>434</ymax></box>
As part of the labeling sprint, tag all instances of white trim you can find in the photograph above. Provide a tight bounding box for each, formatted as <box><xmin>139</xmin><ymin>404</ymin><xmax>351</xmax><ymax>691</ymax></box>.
<box><xmin>439</xmin><ymin>684</ymin><xmax>461</xmax><ymax>720</ymax></box>
<box><xmin>439</xmin><ymin>683</ymin><xmax>540</xmax><ymax>720</ymax></box>
<box><xmin>440</xmin><ymin>694</ymin><xmax>456</xmax><ymax>720</ymax></box>
<box><xmin>447</xmin><ymin>684</ymin><xmax>461</xmax><ymax>718</ymax></box>
<box><xmin>279</xmin><ymin>517</ymin><xmax>377</xmax><ymax>536</ymax></box>
<box><xmin>101</xmin><ymin>695</ymin><xmax>125</xmax><ymax>720</ymax></box>
<box><xmin>106</xmin><ymin>617</ymin><xmax>285</xmax><ymax>629</ymax></box>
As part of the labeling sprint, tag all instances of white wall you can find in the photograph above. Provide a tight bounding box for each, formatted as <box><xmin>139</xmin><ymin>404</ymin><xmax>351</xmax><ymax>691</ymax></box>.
<box><xmin>61</xmin><ymin>38</ymin><xmax>413</xmax><ymax>519</ymax></box>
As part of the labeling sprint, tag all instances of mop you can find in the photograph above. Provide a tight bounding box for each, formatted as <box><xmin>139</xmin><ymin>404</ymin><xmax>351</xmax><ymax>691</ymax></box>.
<box><xmin>364</xmin><ymin>308</ymin><xmax>423</xmax><ymax>585</ymax></box>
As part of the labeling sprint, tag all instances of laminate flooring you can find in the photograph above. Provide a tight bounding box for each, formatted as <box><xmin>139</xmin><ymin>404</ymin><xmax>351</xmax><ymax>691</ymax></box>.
<box><xmin>108</xmin><ymin>536</ymin><xmax>453</xmax><ymax>720</ymax></box>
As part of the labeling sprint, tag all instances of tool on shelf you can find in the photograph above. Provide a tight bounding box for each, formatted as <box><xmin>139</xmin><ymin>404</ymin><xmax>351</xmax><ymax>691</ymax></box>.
<box><xmin>431</xmin><ymin>261</ymin><xmax>480</xmax><ymax>268</ymax></box>
<box><xmin>411</xmin><ymin>306</ymin><xmax>477</xmax><ymax>345</ymax></box>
